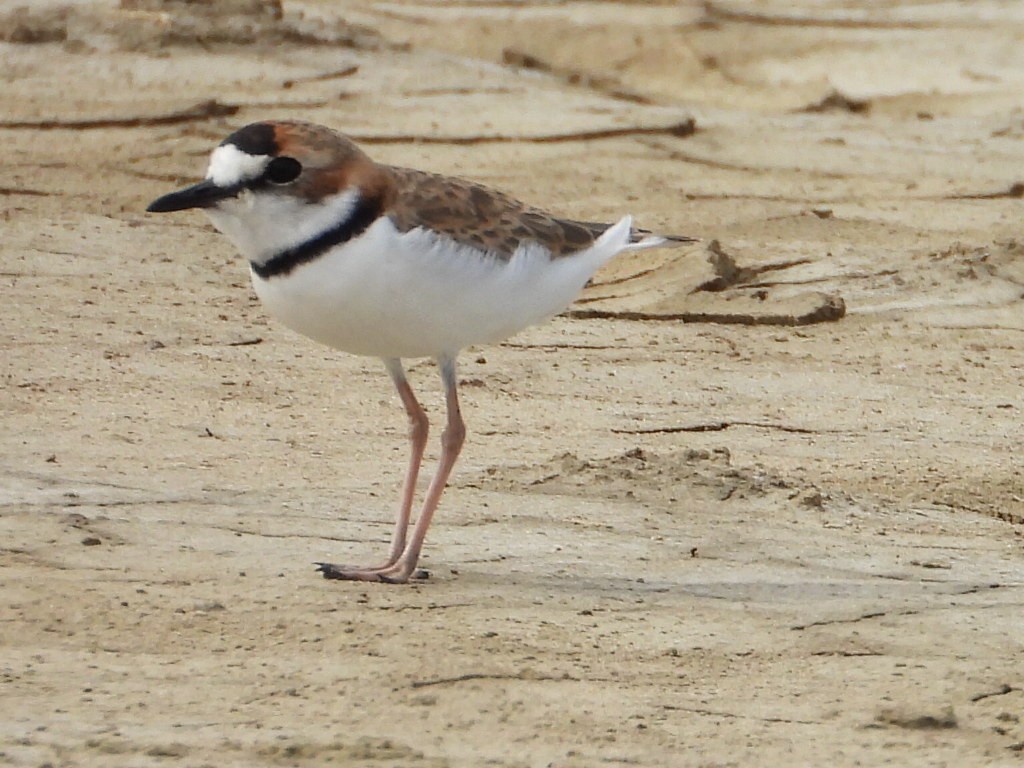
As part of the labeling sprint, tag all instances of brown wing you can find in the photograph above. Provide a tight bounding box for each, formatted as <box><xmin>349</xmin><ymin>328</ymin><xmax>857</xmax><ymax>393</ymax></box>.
<box><xmin>384</xmin><ymin>166</ymin><xmax>603</xmax><ymax>260</ymax></box>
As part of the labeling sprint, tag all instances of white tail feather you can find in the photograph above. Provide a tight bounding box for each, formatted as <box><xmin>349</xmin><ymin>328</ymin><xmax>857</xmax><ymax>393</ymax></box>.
<box><xmin>597</xmin><ymin>215</ymin><xmax>696</xmax><ymax>252</ymax></box>
<box><xmin>625</xmin><ymin>233</ymin><xmax>668</xmax><ymax>251</ymax></box>
<box><xmin>594</xmin><ymin>215</ymin><xmax>634</xmax><ymax>251</ymax></box>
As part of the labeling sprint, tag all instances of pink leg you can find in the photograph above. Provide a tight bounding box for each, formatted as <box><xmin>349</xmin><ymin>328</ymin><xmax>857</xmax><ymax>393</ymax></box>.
<box><xmin>318</xmin><ymin>355</ymin><xmax>464</xmax><ymax>584</ymax></box>
<box><xmin>381</xmin><ymin>358</ymin><xmax>429</xmax><ymax>564</ymax></box>
<box><xmin>380</xmin><ymin>355</ymin><xmax>465</xmax><ymax>582</ymax></box>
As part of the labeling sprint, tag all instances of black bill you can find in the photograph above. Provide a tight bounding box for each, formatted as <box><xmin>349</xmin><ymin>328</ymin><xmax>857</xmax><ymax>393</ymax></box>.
<box><xmin>147</xmin><ymin>179</ymin><xmax>235</xmax><ymax>213</ymax></box>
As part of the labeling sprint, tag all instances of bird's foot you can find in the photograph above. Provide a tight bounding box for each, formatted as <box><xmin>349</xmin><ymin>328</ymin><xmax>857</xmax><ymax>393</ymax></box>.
<box><xmin>315</xmin><ymin>561</ymin><xmax>430</xmax><ymax>584</ymax></box>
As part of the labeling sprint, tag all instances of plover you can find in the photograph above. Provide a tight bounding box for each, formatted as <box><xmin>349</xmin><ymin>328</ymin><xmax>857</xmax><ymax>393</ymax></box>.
<box><xmin>147</xmin><ymin>120</ymin><xmax>695</xmax><ymax>583</ymax></box>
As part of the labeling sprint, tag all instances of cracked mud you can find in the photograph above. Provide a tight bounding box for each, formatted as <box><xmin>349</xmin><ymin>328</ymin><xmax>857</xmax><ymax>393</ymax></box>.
<box><xmin>2</xmin><ymin>1</ymin><xmax>1023</xmax><ymax>766</ymax></box>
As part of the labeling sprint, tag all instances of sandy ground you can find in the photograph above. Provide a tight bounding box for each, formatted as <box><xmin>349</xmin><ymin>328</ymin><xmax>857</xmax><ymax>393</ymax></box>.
<box><xmin>2</xmin><ymin>1</ymin><xmax>1024</xmax><ymax>765</ymax></box>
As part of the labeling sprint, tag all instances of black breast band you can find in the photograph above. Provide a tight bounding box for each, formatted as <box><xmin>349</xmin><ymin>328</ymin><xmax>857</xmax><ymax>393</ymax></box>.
<box><xmin>250</xmin><ymin>195</ymin><xmax>384</xmax><ymax>280</ymax></box>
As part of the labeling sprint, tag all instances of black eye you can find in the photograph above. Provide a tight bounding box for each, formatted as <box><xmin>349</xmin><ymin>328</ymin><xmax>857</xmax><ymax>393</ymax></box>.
<box><xmin>265</xmin><ymin>156</ymin><xmax>302</xmax><ymax>185</ymax></box>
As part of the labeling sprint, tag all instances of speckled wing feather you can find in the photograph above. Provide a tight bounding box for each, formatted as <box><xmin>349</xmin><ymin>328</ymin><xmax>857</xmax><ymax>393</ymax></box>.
<box><xmin>384</xmin><ymin>166</ymin><xmax>612</xmax><ymax>261</ymax></box>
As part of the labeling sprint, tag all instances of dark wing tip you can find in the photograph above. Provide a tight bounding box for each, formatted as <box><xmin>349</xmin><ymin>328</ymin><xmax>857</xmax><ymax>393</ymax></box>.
<box><xmin>627</xmin><ymin>227</ymin><xmax>700</xmax><ymax>246</ymax></box>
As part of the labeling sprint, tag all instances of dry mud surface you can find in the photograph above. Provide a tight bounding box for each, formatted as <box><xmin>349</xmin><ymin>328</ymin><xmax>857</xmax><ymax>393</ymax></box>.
<box><xmin>2</xmin><ymin>1</ymin><xmax>1024</xmax><ymax>766</ymax></box>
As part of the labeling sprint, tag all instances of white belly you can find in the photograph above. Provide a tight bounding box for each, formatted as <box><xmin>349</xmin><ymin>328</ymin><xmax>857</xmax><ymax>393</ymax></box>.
<box><xmin>249</xmin><ymin>218</ymin><xmax>624</xmax><ymax>359</ymax></box>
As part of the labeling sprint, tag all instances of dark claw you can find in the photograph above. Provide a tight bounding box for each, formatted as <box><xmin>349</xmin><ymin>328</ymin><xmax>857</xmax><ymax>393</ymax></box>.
<box><xmin>314</xmin><ymin>562</ymin><xmax>350</xmax><ymax>580</ymax></box>
<box><xmin>313</xmin><ymin>562</ymin><xmax>431</xmax><ymax>583</ymax></box>
<box><xmin>378</xmin><ymin>568</ymin><xmax>430</xmax><ymax>584</ymax></box>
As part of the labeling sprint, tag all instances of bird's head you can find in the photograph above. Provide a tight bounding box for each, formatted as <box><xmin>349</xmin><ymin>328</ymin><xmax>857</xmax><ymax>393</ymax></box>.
<box><xmin>147</xmin><ymin>121</ymin><xmax>390</xmax><ymax>263</ymax></box>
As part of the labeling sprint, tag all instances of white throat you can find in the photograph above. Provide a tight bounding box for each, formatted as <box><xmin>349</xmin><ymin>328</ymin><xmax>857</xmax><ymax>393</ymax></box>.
<box><xmin>205</xmin><ymin>188</ymin><xmax>361</xmax><ymax>265</ymax></box>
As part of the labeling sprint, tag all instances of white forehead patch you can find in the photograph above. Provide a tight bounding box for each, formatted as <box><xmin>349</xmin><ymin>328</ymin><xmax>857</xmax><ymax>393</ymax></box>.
<box><xmin>206</xmin><ymin>144</ymin><xmax>270</xmax><ymax>187</ymax></box>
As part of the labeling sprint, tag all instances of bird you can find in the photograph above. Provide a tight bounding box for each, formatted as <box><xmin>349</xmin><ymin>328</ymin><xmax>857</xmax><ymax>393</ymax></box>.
<box><xmin>147</xmin><ymin>120</ymin><xmax>696</xmax><ymax>583</ymax></box>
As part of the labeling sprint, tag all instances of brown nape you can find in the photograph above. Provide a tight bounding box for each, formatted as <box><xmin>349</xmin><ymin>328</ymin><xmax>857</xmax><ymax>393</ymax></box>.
<box><xmin>265</xmin><ymin>120</ymin><xmax>606</xmax><ymax>258</ymax></box>
<box><xmin>384</xmin><ymin>166</ymin><xmax>603</xmax><ymax>261</ymax></box>
<box><xmin>270</xmin><ymin>121</ymin><xmax>394</xmax><ymax>205</ymax></box>
<box><xmin>271</xmin><ymin>120</ymin><xmax>361</xmax><ymax>160</ymax></box>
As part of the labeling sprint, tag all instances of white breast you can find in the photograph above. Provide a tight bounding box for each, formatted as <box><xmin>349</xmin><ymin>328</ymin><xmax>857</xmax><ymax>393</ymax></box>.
<box><xmin>248</xmin><ymin>216</ymin><xmax>635</xmax><ymax>359</ymax></box>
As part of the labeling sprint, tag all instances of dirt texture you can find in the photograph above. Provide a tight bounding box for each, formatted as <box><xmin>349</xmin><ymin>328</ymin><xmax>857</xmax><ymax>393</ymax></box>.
<box><xmin>2</xmin><ymin>1</ymin><xmax>1024</xmax><ymax>766</ymax></box>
